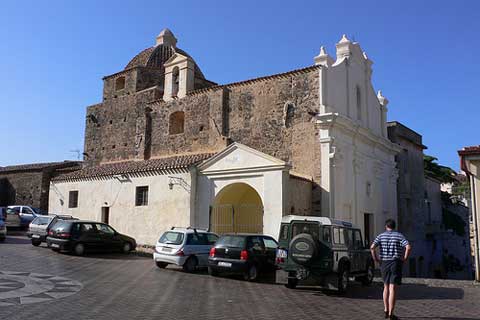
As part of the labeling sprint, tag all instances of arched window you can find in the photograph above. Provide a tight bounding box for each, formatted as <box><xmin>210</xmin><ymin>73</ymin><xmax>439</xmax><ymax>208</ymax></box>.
<box><xmin>115</xmin><ymin>76</ymin><xmax>126</xmax><ymax>91</ymax></box>
<box><xmin>172</xmin><ymin>67</ymin><xmax>179</xmax><ymax>97</ymax></box>
<box><xmin>356</xmin><ymin>86</ymin><xmax>362</xmax><ymax>121</ymax></box>
<box><xmin>169</xmin><ymin>111</ymin><xmax>185</xmax><ymax>135</ymax></box>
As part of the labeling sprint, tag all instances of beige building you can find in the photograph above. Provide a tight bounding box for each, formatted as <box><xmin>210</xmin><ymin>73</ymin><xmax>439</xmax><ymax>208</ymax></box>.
<box><xmin>459</xmin><ymin>146</ymin><xmax>480</xmax><ymax>282</ymax></box>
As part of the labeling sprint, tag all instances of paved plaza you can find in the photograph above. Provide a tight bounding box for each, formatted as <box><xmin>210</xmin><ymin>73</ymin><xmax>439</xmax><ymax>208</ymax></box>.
<box><xmin>0</xmin><ymin>235</ymin><xmax>478</xmax><ymax>320</ymax></box>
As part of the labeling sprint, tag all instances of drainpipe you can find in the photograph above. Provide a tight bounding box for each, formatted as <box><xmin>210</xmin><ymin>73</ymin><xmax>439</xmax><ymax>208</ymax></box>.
<box><xmin>469</xmin><ymin>174</ymin><xmax>480</xmax><ymax>282</ymax></box>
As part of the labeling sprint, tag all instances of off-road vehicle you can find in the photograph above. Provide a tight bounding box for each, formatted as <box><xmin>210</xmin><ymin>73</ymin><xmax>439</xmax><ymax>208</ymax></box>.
<box><xmin>276</xmin><ymin>215</ymin><xmax>374</xmax><ymax>293</ymax></box>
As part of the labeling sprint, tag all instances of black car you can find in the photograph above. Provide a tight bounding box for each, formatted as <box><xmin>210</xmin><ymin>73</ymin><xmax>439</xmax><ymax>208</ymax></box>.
<box><xmin>208</xmin><ymin>234</ymin><xmax>278</xmax><ymax>281</ymax></box>
<box><xmin>46</xmin><ymin>220</ymin><xmax>136</xmax><ymax>256</ymax></box>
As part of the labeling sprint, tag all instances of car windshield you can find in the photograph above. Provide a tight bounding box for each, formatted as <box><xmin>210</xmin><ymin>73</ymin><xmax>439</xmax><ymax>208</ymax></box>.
<box><xmin>158</xmin><ymin>231</ymin><xmax>184</xmax><ymax>245</ymax></box>
<box><xmin>32</xmin><ymin>216</ymin><xmax>52</xmax><ymax>225</ymax></box>
<box><xmin>216</xmin><ymin>235</ymin><xmax>246</xmax><ymax>248</ymax></box>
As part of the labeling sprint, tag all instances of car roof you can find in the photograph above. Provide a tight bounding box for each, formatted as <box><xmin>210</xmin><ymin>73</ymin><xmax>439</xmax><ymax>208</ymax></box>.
<box><xmin>221</xmin><ymin>233</ymin><xmax>272</xmax><ymax>237</ymax></box>
<box><xmin>281</xmin><ymin>215</ymin><xmax>354</xmax><ymax>228</ymax></box>
<box><xmin>168</xmin><ymin>227</ymin><xmax>211</xmax><ymax>233</ymax></box>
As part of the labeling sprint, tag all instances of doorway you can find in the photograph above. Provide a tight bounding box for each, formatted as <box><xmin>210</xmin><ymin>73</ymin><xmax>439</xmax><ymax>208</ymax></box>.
<box><xmin>209</xmin><ymin>183</ymin><xmax>263</xmax><ymax>234</ymax></box>
<box><xmin>101</xmin><ymin>207</ymin><xmax>110</xmax><ymax>224</ymax></box>
<box><xmin>364</xmin><ymin>213</ymin><xmax>374</xmax><ymax>246</ymax></box>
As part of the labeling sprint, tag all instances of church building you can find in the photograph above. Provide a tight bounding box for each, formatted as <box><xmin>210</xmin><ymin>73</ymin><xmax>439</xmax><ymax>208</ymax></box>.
<box><xmin>49</xmin><ymin>29</ymin><xmax>400</xmax><ymax>245</ymax></box>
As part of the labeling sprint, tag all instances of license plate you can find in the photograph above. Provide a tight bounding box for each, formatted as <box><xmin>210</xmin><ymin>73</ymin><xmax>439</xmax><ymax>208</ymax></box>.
<box><xmin>32</xmin><ymin>234</ymin><xmax>40</xmax><ymax>239</ymax></box>
<box><xmin>218</xmin><ymin>262</ymin><xmax>232</xmax><ymax>268</ymax></box>
<box><xmin>51</xmin><ymin>243</ymin><xmax>60</xmax><ymax>248</ymax></box>
<box><xmin>162</xmin><ymin>247</ymin><xmax>172</xmax><ymax>252</ymax></box>
<box><xmin>276</xmin><ymin>249</ymin><xmax>288</xmax><ymax>258</ymax></box>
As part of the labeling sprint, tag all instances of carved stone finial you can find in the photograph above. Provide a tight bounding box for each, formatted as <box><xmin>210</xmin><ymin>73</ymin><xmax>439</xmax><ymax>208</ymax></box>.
<box><xmin>314</xmin><ymin>46</ymin><xmax>333</xmax><ymax>66</ymax></box>
<box><xmin>339</xmin><ymin>34</ymin><xmax>351</xmax><ymax>44</ymax></box>
<box><xmin>156</xmin><ymin>28</ymin><xmax>177</xmax><ymax>47</ymax></box>
<box><xmin>377</xmin><ymin>90</ymin><xmax>389</xmax><ymax>107</ymax></box>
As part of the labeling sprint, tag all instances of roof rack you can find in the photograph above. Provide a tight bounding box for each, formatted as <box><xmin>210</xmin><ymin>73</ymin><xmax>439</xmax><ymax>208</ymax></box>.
<box><xmin>170</xmin><ymin>226</ymin><xmax>209</xmax><ymax>233</ymax></box>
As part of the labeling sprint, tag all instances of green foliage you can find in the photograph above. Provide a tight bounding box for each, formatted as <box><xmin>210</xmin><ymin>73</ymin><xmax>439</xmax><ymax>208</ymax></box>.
<box><xmin>442</xmin><ymin>208</ymin><xmax>466</xmax><ymax>237</ymax></box>
<box><xmin>424</xmin><ymin>155</ymin><xmax>457</xmax><ymax>183</ymax></box>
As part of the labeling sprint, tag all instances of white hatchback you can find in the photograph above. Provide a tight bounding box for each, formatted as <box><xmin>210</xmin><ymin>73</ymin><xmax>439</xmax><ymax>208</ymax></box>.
<box><xmin>153</xmin><ymin>228</ymin><xmax>218</xmax><ymax>272</ymax></box>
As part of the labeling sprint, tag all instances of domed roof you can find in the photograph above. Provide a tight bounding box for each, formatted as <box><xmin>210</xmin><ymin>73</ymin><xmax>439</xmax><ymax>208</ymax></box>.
<box><xmin>124</xmin><ymin>29</ymin><xmax>205</xmax><ymax>79</ymax></box>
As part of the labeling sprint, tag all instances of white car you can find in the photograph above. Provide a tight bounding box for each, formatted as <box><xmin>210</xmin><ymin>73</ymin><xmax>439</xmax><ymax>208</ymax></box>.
<box><xmin>153</xmin><ymin>227</ymin><xmax>218</xmax><ymax>272</ymax></box>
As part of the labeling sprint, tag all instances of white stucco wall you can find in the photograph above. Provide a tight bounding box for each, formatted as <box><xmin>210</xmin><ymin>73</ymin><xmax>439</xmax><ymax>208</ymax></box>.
<box><xmin>316</xmin><ymin>35</ymin><xmax>400</xmax><ymax>240</ymax></box>
<box><xmin>196</xmin><ymin>143</ymin><xmax>289</xmax><ymax>240</ymax></box>
<box><xmin>49</xmin><ymin>171</ymin><xmax>193</xmax><ymax>245</ymax></box>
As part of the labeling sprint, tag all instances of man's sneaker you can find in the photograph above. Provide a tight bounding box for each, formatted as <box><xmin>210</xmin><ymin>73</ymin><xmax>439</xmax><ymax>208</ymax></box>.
<box><xmin>384</xmin><ymin>311</ymin><xmax>388</xmax><ymax>319</ymax></box>
<box><xmin>389</xmin><ymin>315</ymin><xmax>398</xmax><ymax>320</ymax></box>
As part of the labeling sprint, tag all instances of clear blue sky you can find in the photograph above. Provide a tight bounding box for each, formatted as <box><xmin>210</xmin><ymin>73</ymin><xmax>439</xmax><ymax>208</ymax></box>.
<box><xmin>0</xmin><ymin>1</ymin><xmax>478</xmax><ymax>170</ymax></box>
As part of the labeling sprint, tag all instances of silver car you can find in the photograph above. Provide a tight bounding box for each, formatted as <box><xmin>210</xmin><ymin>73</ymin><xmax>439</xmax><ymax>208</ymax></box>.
<box><xmin>0</xmin><ymin>219</ymin><xmax>6</xmax><ymax>241</ymax></box>
<box><xmin>28</xmin><ymin>215</ymin><xmax>76</xmax><ymax>246</ymax></box>
<box><xmin>153</xmin><ymin>227</ymin><xmax>218</xmax><ymax>272</ymax></box>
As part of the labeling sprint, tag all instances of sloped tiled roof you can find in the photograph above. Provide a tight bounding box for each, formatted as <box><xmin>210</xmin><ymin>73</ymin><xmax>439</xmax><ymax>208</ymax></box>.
<box><xmin>0</xmin><ymin>161</ymin><xmax>81</xmax><ymax>173</ymax></box>
<box><xmin>458</xmin><ymin>146</ymin><xmax>480</xmax><ymax>156</ymax></box>
<box><xmin>53</xmin><ymin>154</ymin><xmax>214</xmax><ymax>182</ymax></box>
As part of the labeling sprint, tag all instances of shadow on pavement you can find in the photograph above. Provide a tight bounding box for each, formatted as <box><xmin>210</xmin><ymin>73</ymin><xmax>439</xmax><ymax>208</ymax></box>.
<box><xmin>400</xmin><ymin>317</ymin><xmax>480</xmax><ymax>320</ymax></box>
<box><xmin>297</xmin><ymin>281</ymin><xmax>464</xmax><ymax>300</ymax></box>
<box><xmin>2</xmin><ymin>236</ymin><xmax>31</xmax><ymax>244</ymax></box>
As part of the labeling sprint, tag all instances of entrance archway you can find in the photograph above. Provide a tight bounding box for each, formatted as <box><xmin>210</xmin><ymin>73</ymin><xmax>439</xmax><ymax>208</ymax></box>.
<box><xmin>210</xmin><ymin>183</ymin><xmax>263</xmax><ymax>234</ymax></box>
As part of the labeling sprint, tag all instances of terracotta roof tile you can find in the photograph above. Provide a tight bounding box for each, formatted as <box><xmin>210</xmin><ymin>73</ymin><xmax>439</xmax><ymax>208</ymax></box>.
<box><xmin>458</xmin><ymin>145</ymin><xmax>480</xmax><ymax>156</ymax></box>
<box><xmin>53</xmin><ymin>154</ymin><xmax>214</xmax><ymax>182</ymax></box>
<box><xmin>0</xmin><ymin>161</ymin><xmax>81</xmax><ymax>173</ymax></box>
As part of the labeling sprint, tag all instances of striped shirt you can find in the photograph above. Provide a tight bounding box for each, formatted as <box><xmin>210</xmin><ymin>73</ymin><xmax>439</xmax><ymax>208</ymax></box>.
<box><xmin>372</xmin><ymin>231</ymin><xmax>409</xmax><ymax>261</ymax></box>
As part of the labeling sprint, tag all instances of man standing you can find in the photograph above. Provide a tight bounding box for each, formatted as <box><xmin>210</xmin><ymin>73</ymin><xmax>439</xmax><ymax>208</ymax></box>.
<box><xmin>370</xmin><ymin>219</ymin><xmax>412</xmax><ymax>320</ymax></box>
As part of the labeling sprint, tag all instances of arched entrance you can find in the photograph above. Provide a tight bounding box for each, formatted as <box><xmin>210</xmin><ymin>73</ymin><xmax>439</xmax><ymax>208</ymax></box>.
<box><xmin>209</xmin><ymin>183</ymin><xmax>263</xmax><ymax>234</ymax></box>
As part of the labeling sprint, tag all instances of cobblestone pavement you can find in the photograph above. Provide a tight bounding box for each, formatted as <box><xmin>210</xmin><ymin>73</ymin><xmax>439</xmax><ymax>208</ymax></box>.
<box><xmin>0</xmin><ymin>235</ymin><xmax>479</xmax><ymax>320</ymax></box>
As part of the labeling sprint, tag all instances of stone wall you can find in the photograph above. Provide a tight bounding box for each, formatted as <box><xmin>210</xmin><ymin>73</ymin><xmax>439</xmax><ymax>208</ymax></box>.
<box><xmin>0</xmin><ymin>172</ymin><xmax>44</xmax><ymax>209</ymax></box>
<box><xmin>84</xmin><ymin>87</ymin><xmax>162</xmax><ymax>166</ymax></box>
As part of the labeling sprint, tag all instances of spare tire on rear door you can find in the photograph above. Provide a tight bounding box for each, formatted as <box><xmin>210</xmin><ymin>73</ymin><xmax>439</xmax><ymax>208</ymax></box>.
<box><xmin>289</xmin><ymin>233</ymin><xmax>318</xmax><ymax>265</ymax></box>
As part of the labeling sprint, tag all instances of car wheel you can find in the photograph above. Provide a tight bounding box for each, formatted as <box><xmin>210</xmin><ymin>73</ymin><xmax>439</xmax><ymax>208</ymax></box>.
<box><xmin>73</xmin><ymin>243</ymin><xmax>85</xmax><ymax>256</ymax></box>
<box><xmin>122</xmin><ymin>242</ymin><xmax>132</xmax><ymax>254</ymax></box>
<box><xmin>208</xmin><ymin>267</ymin><xmax>219</xmax><ymax>277</ymax></box>
<box><xmin>360</xmin><ymin>263</ymin><xmax>375</xmax><ymax>286</ymax></box>
<box><xmin>337</xmin><ymin>266</ymin><xmax>349</xmax><ymax>294</ymax></box>
<box><xmin>31</xmin><ymin>239</ymin><xmax>41</xmax><ymax>246</ymax></box>
<box><xmin>244</xmin><ymin>264</ymin><xmax>258</xmax><ymax>281</ymax></box>
<box><xmin>155</xmin><ymin>261</ymin><xmax>168</xmax><ymax>269</ymax></box>
<box><xmin>285</xmin><ymin>278</ymin><xmax>298</xmax><ymax>289</ymax></box>
<box><xmin>183</xmin><ymin>256</ymin><xmax>198</xmax><ymax>273</ymax></box>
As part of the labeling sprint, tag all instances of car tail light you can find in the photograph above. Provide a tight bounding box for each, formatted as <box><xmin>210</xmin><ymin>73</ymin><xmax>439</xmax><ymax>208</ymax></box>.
<box><xmin>176</xmin><ymin>248</ymin><xmax>185</xmax><ymax>256</ymax></box>
<box><xmin>48</xmin><ymin>230</ymin><xmax>54</xmax><ymax>236</ymax></box>
<box><xmin>209</xmin><ymin>247</ymin><xmax>216</xmax><ymax>257</ymax></box>
<box><xmin>276</xmin><ymin>257</ymin><xmax>285</xmax><ymax>264</ymax></box>
<box><xmin>240</xmin><ymin>250</ymin><xmax>248</xmax><ymax>260</ymax></box>
<box><xmin>57</xmin><ymin>232</ymin><xmax>70</xmax><ymax>238</ymax></box>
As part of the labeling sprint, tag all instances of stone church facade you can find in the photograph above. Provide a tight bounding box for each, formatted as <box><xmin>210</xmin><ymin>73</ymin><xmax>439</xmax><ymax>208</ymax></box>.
<box><xmin>49</xmin><ymin>30</ymin><xmax>399</xmax><ymax>245</ymax></box>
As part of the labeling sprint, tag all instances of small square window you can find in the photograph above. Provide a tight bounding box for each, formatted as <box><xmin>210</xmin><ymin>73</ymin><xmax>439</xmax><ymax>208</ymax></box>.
<box><xmin>135</xmin><ymin>186</ymin><xmax>149</xmax><ymax>206</ymax></box>
<box><xmin>68</xmin><ymin>191</ymin><xmax>79</xmax><ymax>208</ymax></box>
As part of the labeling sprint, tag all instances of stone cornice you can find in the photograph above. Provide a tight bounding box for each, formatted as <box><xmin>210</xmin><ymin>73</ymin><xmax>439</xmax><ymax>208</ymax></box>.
<box><xmin>316</xmin><ymin>112</ymin><xmax>402</xmax><ymax>155</ymax></box>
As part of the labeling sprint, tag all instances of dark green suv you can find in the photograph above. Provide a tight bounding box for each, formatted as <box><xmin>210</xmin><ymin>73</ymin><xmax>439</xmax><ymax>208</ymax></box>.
<box><xmin>275</xmin><ymin>215</ymin><xmax>374</xmax><ymax>293</ymax></box>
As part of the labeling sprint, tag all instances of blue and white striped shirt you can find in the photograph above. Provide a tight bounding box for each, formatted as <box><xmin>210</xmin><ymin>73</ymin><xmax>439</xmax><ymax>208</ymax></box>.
<box><xmin>372</xmin><ymin>231</ymin><xmax>409</xmax><ymax>261</ymax></box>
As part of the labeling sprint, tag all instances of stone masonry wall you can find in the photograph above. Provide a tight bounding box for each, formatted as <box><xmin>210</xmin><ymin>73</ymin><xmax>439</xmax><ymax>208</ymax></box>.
<box><xmin>225</xmin><ymin>68</ymin><xmax>322</xmax><ymax>214</ymax></box>
<box><xmin>0</xmin><ymin>172</ymin><xmax>44</xmax><ymax>209</ymax></box>
<box><xmin>84</xmin><ymin>87</ymin><xmax>162</xmax><ymax>166</ymax></box>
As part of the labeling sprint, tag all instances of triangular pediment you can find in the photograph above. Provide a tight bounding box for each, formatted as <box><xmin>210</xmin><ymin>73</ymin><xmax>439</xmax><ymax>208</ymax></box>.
<box><xmin>163</xmin><ymin>52</ymin><xmax>190</xmax><ymax>67</ymax></box>
<box><xmin>198</xmin><ymin>143</ymin><xmax>287</xmax><ymax>173</ymax></box>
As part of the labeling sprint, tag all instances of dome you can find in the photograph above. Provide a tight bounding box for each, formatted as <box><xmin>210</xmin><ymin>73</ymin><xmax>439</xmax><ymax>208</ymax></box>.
<box><xmin>124</xmin><ymin>29</ymin><xmax>205</xmax><ymax>79</ymax></box>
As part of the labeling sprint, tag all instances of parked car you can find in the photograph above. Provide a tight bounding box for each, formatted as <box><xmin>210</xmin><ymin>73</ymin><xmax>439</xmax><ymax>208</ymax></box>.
<box><xmin>0</xmin><ymin>219</ymin><xmax>6</xmax><ymax>242</ymax></box>
<box><xmin>153</xmin><ymin>227</ymin><xmax>219</xmax><ymax>272</ymax></box>
<box><xmin>6</xmin><ymin>205</ymin><xmax>39</xmax><ymax>228</ymax></box>
<box><xmin>208</xmin><ymin>234</ymin><xmax>278</xmax><ymax>281</ymax></box>
<box><xmin>4</xmin><ymin>207</ymin><xmax>22</xmax><ymax>227</ymax></box>
<box><xmin>46</xmin><ymin>220</ymin><xmax>136</xmax><ymax>256</ymax></box>
<box><xmin>275</xmin><ymin>215</ymin><xmax>374</xmax><ymax>294</ymax></box>
<box><xmin>0</xmin><ymin>207</ymin><xmax>6</xmax><ymax>220</ymax></box>
<box><xmin>27</xmin><ymin>214</ymin><xmax>77</xmax><ymax>246</ymax></box>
